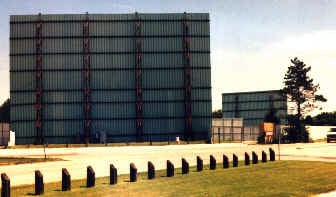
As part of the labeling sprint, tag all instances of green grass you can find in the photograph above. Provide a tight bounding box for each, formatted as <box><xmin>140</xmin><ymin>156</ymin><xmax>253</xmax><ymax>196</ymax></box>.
<box><xmin>0</xmin><ymin>157</ymin><xmax>63</xmax><ymax>166</ymax></box>
<box><xmin>10</xmin><ymin>160</ymin><xmax>336</xmax><ymax>197</ymax></box>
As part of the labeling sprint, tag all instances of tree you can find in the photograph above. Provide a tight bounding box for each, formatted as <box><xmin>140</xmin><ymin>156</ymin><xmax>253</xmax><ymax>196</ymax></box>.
<box><xmin>212</xmin><ymin>109</ymin><xmax>223</xmax><ymax>118</ymax></box>
<box><xmin>0</xmin><ymin>98</ymin><xmax>10</xmax><ymax>123</ymax></box>
<box><xmin>264</xmin><ymin>107</ymin><xmax>280</xmax><ymax>125</ymax></box>
<box><xmin>304</xmin><ymin>111</ymin><xmax>336</xmax><ymax>126</ymax></box>
<box><xmin>258</xmin><ymin>106</ymin><xmax>280</xmax><ymax>144</ymax></box>
<box><xmin>282</xmin><ymin>57</ymin><xmax>327</xmax><ymax>142</ymax></box>
<box><xmin>303</xmin><ymin>115</ymin><xmax>313</xmax><ymax>125</ymax></box>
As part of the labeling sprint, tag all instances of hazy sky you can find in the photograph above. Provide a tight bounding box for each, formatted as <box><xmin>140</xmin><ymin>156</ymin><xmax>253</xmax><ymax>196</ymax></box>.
<box><xmin>0</xmin><ymin>0</ymin><xmax>335</xmax><ymax>114</ymax></box>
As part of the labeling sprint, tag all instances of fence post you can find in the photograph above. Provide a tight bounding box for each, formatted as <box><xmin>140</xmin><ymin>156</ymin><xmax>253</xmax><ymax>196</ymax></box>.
<box><xmin>62</xmin><ymin>168</ymin><xmax>71</xmax><ymax>191</ymax></box>
<box><xmin>222</xmin><ymin>126</ymin><xmax>225</xmax><ymax>141</ymax></box>
<box><xmin>86</xmin><ymin>166</ymin><xmax>95</xmax><ymax>187</ymax></box>
<box><xmin>252</xmin><ymin>151</ymin><xmax>258</xmax><ymax>164</ymax></box>
<box><xmin>130</xmin><ymin>163</ymin><xmax>137</xmax><ymax>182</ymax></box>
<box><xmin>110</xmin><ymin>164</ymin><xmax>118</xmax><ymax>185</ymax></box>
<box><xmin>166</xmin><ymin>160</ymin><xmax>174</xmax><ymax>177</ymax></box>
<box><xmin>231</xmin><ymin>124</ymin><xmax>234</xmax><ymax>141</ymax></box>
<box><xmin>210</xmin><ymin>155</ymin><xmax>216</xmax><ymax>170</ymax></box>
<box><xmin>245</xmin><ymin>152</ymin><xmax>250</xmax><ymax>165</ymax></box>
<box><xmin>182</xmin><ymin>158</ymin><xmax>189</xmax><ymax>174</ymax></box>
<box><xmin>233</xmin><ymin>154</ymin><xmax>238</xmax><ymax>167</ymax></box>
<box><xmin>1</xmin><ymin>173</ymin><xmax>10</xmax><ymax>197</ymax></box>
<box><xmin>223</xmin><ymin>154</ymin><xmax>229</xmax><ymax>168</ymax></box>
<box><xmin>148</xmin><ymin>161</ymin><xmax>155</xmax><ymax>179</ymax></box>
<box><xmin>35</xmin><ymin>170</ymin><xmax>44</xmax><ymax>195</ymax></box>
<box><xmin>262</xmin><ymin>151</ymin><xmax>267</xmax><ymax>163</ymax></box>
<box><xmin>269</xmin><ymin>148</ymin><xmax>275</xmax><ymax>161</ymax></box>
<box><xmin>197</xmin><ymin>156</ymin><xmax>203</xmax><ymax>171</ymax></box>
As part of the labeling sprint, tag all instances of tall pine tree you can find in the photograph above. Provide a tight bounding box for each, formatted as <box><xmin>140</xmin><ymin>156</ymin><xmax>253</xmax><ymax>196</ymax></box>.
<box><xmin>282</xmin><ymin>57</ymin><xmax>326</xmax><ymax>142</ymax></box>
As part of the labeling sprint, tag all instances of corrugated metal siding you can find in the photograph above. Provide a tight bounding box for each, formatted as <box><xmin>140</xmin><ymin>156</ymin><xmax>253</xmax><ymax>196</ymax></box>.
<box><xmin>222</xmin><ymin>90</ymin><xmax>287</xmax><ymax>126</ymax></box>
<box><xmin>12</xmin><ymin>121</ymin><xmax>35</xmax><ymax>138</ymax></box>
<box><xmin>191</xmin><ymin>69</ymin><xmax>211</xmax><ymax>87</ymax></box>
<box><xmin>193</xmin><ymin>117</ymin><xmax>211</xmax><ymax>132</ymax></box>
<box><xmin>143</xmin><ymin>90</ymin><xmax>184</xmax><ymax>101</ymax></box>
<box><xmin>44</xmin><ymin>120</ymin><xmax>83</xmax><ymax>137</ymax></box>
<box><xmin>43</xmin><ymin>104</ymin><xmax>83</xmax><ymax>119</ymax></box>
<box><xmin>92</xmin><ymin>120</ymin><xmax>135</xmax><ymax>136</ymax></box>
<box><xmin>11</xmin><ymin>105</ymin><xmax>36</xmax><ymax>121</ymax></box>
<box><xmin>10</xmin><ymin>72</ymin><xmax>35</xmax><ymax>91</ymax></box>
<box><xmin>91</xmin><ymin>70</ymin><xmax>135</xmax><ymax>89</ymax></box>
<box><xmin>143</xmin><ymin>103</ymin><xmax>185</xmax><ymax>117</ymax></box>
<box><xmin>10</xmin><ymin>13</ymin><xmax>211</xmax><ymax>144</ymax></box>
<box><xmin>43</xmin><ymin>55</ymin><xmax>82</xmax><ymax>70</ymax></box>
<box><xmin>142</xmin><ymin>70</ymin><xmax>184</xmax><ymax>88</ymax></box>
<box><xmin>11</xmin><ymin>92</ymin><xmax>35</xmax><ymax>104</ymax></box>
<box><xmin>91</xmin><ymin>103</ymin><xmax>135</xmax><ymax>119</ymax></box>
<box><xmin>192</xmin><ymin>102</ymin><xmax>211</xmax><ymax>116</ymax></box>
<box><xmin>143</xmin><ymin>119</ymin><xmax>184</xmax><ymax>134</ymax></box>
<box><xmin>90</xmin><ymin>22</ymin><xmax>134</xmax><ymax>36</ymax></box>
<box><xmin>91</xmin><ymin>90</ymin><xmax>135</xmax><ymax>102</ymax></box>
<box><xmin>91</xmin><ymin>54</ymin><xmax>134</xmax><ymax>69</ymax></box>
<box><xmin>43</xmin><ymin>71</ymin><xmax>83</xmax><ymax>90</ymax></box>
<box><xmin>142</xmin><ymin>54</ymin><xmax>183</xmax><ymax>68</ymax></box>
<box><xmin>43</xmin><ymin>92</ymin><xmax>83</xmax><ymax>103</ymax></box>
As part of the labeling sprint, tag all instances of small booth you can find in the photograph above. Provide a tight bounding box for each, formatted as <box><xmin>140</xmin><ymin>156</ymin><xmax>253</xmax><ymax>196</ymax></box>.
<box><xmin>259</xmin><ymin>122</ymin><xmax>275</xmax><ymax>144</ymax></box>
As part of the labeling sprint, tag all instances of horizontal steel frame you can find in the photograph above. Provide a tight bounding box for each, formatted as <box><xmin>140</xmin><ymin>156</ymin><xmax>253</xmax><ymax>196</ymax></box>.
<box><xmin>10</xmin><ymin>51</ymin><xmax>210</xmax><ymax>56</ymax></box>
<box><xmin>222</xmin><ymin>98</ymin><xmax>286</xmax><ymax>104</ymax></box>
<box><xmin>10</xmin><ymin>67</ymin><xmax>211</xmax><ymax>72</ymax></box>
<box><xmin>222</xmin><ymin>107</ymin><xmax>288</xmax><ymax>112</ymax></box>
<box><xmin>10</xmin><ymin>35</ymin><xmax>209</xmax><ymax>40</ymax></box>
<box><xmin>15</xmin><ymin>131</ymin><xmax>209</xmax><ymax>139</ymax></box>
<box><xmin>11</xmin><ymin>87</ymin><xmax>211</xmax><ymax>93</ymax></box>
<box><xmin>11</xmin><ymin>99</ymin><xmax>212</xmax><ymax>106</ymax></box>
<box><xmin>10</xmin><ymin>19</ymin><xmax>209</xmax><ymax>24</ymax></box>
<box><xmin>242</xmin><ymin>117</ymin><xmax>285</xmax><ymax>121</ymax></box>
<box><xmin>222</xmin><ymin>90</ymin><xmax>283</xmax><ymax>96</ymax></box>
<box><xmin>11</xmin><ymin>116</ymin><xmax>212</xmax><ymax>123</ymax></box>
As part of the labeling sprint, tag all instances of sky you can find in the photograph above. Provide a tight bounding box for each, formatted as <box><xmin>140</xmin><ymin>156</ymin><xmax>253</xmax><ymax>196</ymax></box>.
<box><xmin>0</xmin><ymin>0</ymin><xmax>335</xmax><ymax>115</ymax></box>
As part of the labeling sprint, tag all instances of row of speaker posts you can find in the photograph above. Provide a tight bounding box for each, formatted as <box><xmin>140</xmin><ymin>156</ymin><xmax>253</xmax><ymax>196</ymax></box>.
<box><xmin>0</xmin><ymin>148</ymin><xmax>276</xmax><ymax>196</ymax></box>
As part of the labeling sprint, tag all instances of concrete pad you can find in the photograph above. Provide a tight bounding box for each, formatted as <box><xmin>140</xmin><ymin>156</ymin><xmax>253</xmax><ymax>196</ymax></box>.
<box><xmin>0</xmin><ymin>142</ymin><xmax>335</xmax><ymax>186</ymax></box>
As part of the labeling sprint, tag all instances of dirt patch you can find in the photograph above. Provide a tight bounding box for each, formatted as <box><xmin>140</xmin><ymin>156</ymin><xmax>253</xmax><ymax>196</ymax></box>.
<box><xmin>0</xmin><ymin>157</ymin><xmax>64</xmax><ymax>166</ymax></box>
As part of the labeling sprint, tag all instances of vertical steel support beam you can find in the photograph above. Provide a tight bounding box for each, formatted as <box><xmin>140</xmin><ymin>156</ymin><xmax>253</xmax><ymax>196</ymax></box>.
<box><xmin>83</xmin><ymin>13</ymin><xmax>91</xmax><ymax>144</ymax></box>
<box><xmin>135</xmin><ymin>12</ymin><xmax>143</xmax><ymax>142</ymax></box>
<box><xmin>183</xmin><ymin>12</ymin><xmax>192</xmax><ymax>140</ymax></box>
<box><xmin>234</xmin><ymin>95</ymin><xmax>239</xmax><ymax>118</ymax></box>
<box><xmin>269</xmin><ymin>94</ymin><xmax>274</xmax><ymax>109</ymax></box>
<box><xmin>35</xmin><ymin>13</ymin><xmax>43</xmax><ymax>144</ymax></box>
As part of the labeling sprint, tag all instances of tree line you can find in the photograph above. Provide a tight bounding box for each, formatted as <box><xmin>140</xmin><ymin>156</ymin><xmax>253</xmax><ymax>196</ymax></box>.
<box><xmin>0</xmin><ymin>98</ymin><xmax>10</xmax><ymax>123</ymax></box>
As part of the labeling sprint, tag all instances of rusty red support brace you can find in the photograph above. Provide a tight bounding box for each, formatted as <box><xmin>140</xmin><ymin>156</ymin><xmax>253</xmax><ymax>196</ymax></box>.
<box><xmin>183</xmin><ymin>12</ymin><xmax>192</xmax><ymax>141</ymax></box>
<box><xmin>35</xmin><ymin>13</ymin><xmax>43</xmax><ymax>144</ymax></box>
<box><xmin>83</xmin><ymin>13</ymin><xmax>91</xmax><ymax>144</ymax></box>
<box><xmin>135</xmin><ymin>12</ymin><xmax>143</xmax><ymax>142</ymax></box>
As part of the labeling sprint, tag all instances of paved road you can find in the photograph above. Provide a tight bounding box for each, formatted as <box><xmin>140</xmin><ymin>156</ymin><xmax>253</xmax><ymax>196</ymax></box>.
<box><xmin>0</xmin><ymin>142</ymin><xmax>336</xmax><ymax>186</ymax></box>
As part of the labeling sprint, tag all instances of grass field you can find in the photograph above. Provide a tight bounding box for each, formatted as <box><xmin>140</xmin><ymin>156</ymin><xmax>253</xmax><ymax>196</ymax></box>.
<box><xmin>9</xmin><ymin>160</ymin><xmax>336</xmax><ymax>197</ymax></box>
<box><xmin>0</xmin><ymin>157</ymin><xmax>63</xmax><ymax>166</ymax></box>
